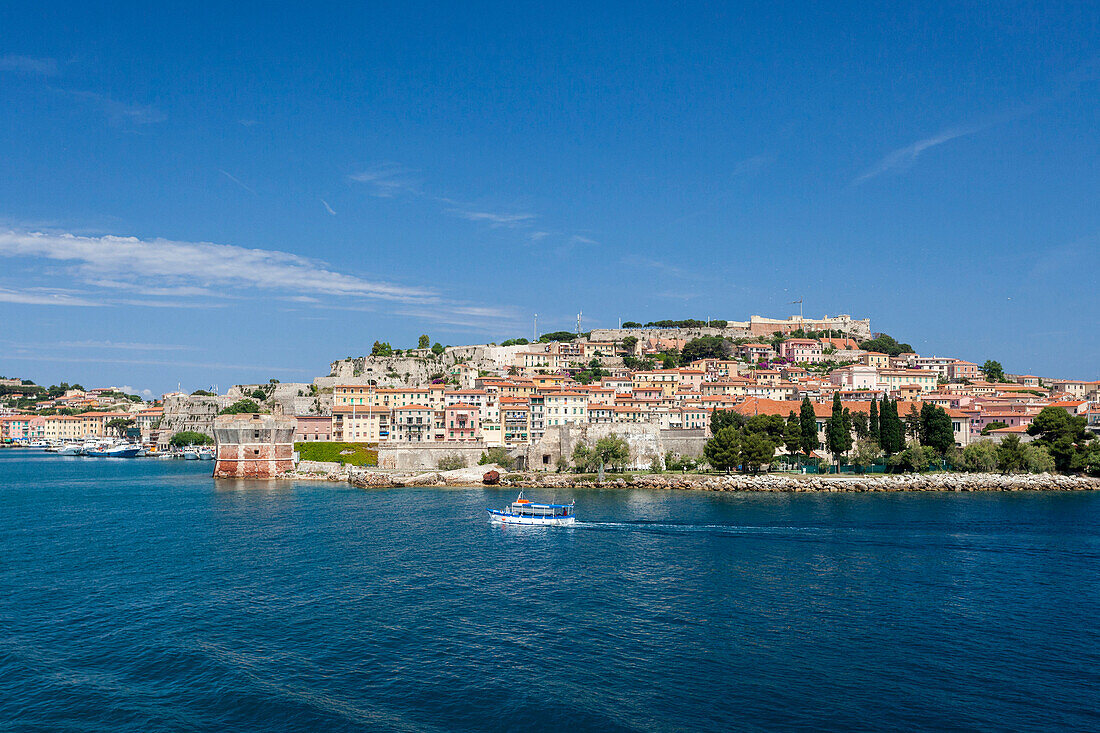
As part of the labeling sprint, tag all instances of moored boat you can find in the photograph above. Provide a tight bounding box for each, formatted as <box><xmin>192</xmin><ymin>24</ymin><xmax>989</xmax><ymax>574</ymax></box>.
<box><xmin>487</xmin><ymin>492</ymin><xmax>576</xmax><ymax>526</ymax></box>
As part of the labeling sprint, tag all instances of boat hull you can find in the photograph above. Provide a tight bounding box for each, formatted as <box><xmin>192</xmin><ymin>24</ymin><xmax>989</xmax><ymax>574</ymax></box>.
<box><xmin>487</xmin><ymin>510</ymin><xmax>576</xmax><ymax>526</ymax></box>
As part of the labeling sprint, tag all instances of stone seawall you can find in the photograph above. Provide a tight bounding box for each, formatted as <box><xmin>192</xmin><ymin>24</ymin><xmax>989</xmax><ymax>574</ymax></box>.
<box><xmin>342</xmin><ymin>470</ymin><xmax>1100</xmax><ymax>492</ymax></box>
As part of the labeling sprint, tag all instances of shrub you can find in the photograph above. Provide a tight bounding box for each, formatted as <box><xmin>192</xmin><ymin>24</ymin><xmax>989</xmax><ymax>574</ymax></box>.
<box><xmin>170</xmin><ymin>431</ymin><xmax>213</xmax><ymax>447</ymax></box>
<box><xmin>1022</xmin><ymin>444</ymin><xmax>1055</xmax><ymax>474</ymax></box>
<box><xmin>437</xmin><ymin>455</ymin><xmax>466</xmax><ymax>471</ymax></box>
<box><xmin>962</xmin><ymin>441</ymin><xmax>996</xmax><ymax>472</ymax></box>
<box><xmin>219</xmin><ymin>399</ymin><xmax>262</xmax><ymax>415</ymax></box>
<box><xmin>478</xmin><ymin>447</ymin><xmax>514</xmax><ymax>469</ymax></box>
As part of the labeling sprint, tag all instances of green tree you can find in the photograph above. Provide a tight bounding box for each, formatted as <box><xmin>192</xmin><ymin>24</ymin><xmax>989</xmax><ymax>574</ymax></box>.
<box><xmin>571</xmin><ymin>443</ymin><xmax>594</xmax><ymax>472</ymax></box>
<box><xmin>169</xmin><ymin>431</ymin><xmax>213</xmax><ymax>447</ymax></box>
<box><xmin>437</xmin><ymin>454</ymin><xmax>466</xmax><ymax>471</ymax></box>
<box><xmin>919</xmin><ymin>403</ymin><xmax>956</xmax><ymax>455</ymax></box>
<box><xmin>219</xmin><ymin>399</ymin><xmax>261</xmax><ymax>415</ymax></box>
<box><xmin>825</xmin><ymin>393</ymin><xmax>848</xmax><ymax>460</ymax></box>
<box><xmin>1027</xmin><ymin>405</ymin><xmax>1095</xmax><ymax>473</ymax></box>
<box><xmin>191</xmin><ymin>389</ymin><xmax>214</xmax><ymax>396</ymax></box>
<box><xmin>704</xmin><ymin>427</ymin><xmax>741</xmax><ymax>473</ymax></box>
<box><xmin>995</xmin><ymin>435</ymin><xmax>1026</xmax><ymax>473</ymax></box>
<box><xmin>858</xmin><ymin>334</ymin><xmax>914</xmax><ymax>356</ymax></box>
<box><xmin>904</xmin><ymin>404</ymin><xmax>922</xmax><ymax>440</ymax></box>
<box><xmin>869</xmin><ymin>398</ymin><xmax>880</xmax><ymax>445</ymax></box>
<box><xmin>539</xmin><ymin>331</ymin><xmax>577</xmax><ymax>343</ymax></box>
<box><xmin>431</xmin><ymin>342</ymin><xmax>444</xmax><ymax>355</ymax></box>
<box><xmin>621</xmin><ymin>335</ymin><xmax>638</xmax><ymax>353</ymax></box>
<box><xmin>850</xmin><ymin>410</ymin><xmax>869</xmax><ymax>439</ymax></box>
<box><xmin>681</xmin><ymin>337</ymin><xmax>732</xmax><ymax>363</ymax></box>
<box><xmin>711</xmin><ymin>409</ymin><xmax>746</xmax><ymax>435</ymax></box>
<box><xmin>980</xmin><ymin>421</ymin><xmax>1008</xmax><ymax>435</ymax></box>
<box><xmin>799</xmin><ymin>397</ymin><xmax>820</xmax><ymax>455</ymax></box>
<box><xmin>1021</xmin><ymin>444</ymin><xmax>1055</xmax><ymax>473</ymax></box>
<box><xmin>981</xmin><ymin>360</ymin><xmax>1006</xmax><ymax>383</ymax></box>
<box><xmin>418</xmin><ymin>334</ymin><xmax>431</xmax><ymax>350</ymax></box>
<box><xmin>745</xmin><ymin>414</ymin><xmax>785</xmax><ymax>442</ymax></box>
<box><xmin>783</xmin><ymin>411</ymin><xmax>802</xmax><ymax>456</ymax></box>
<box><xmin>879</xmin><ymin>397</ymin><xmax>904</xmax><ymax>455</ymax></box>
<box><xmin>852</xmin><ymin>438</ymin><xmax>883</xmax><ymax>473</ymax></box>
<box><xmin>478</xmin><ymin>447</ymin><xmax>514</xmax><ymax>469</ymax></box>
<box><xmin>106</xmin><ymin>417</ymin><xmax>135</xmax><ymax>437</ymax></box>
<box><xmin>622</xmin><ymin>321</ymin><xmax>642</xmax><ymax>328</ymax></box>
<box><xmin>250</xmin><ymin>388</ymin><xmax>268</xmax><ymax>401</ymax></box>
<box><xmin>594</xmin><ymin>434</ymin><xmax>631</xmax><ymax>471</ymax></box>
<box><xmin>371</xmin><ymin>341</ymin><xmax>393</xmax><ymax>356</ymax></box>
<box><xmin>893</xmin><ymin>439</ymin><xmax>932</xmax><ymax>472</ymax></box>
<box><xmin>739</xmin><ymin>432</ymin><xmax>775</xmax><ymax>473</ymax></box>
<box><xmin>962</xmin><ymin>440</ymin><xmax>997</xmax><ymax>472</ymax></box>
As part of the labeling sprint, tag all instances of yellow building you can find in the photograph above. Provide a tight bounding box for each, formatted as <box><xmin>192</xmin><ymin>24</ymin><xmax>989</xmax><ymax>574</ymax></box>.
<box><xmin>543</xmin><ymin>391</ymin><xmax>588</xmax><ymax>427</ymax></box>
<box><xmin>331</xmin><ymin>405</ymin><xmax>391</xmax><ymax>442</ymax></box>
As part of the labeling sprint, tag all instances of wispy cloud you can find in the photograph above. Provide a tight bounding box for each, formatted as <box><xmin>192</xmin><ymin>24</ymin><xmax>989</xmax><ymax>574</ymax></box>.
<box><xmin>238</xmin><ymin>118</ymin><xmax>259</xmax><ymax>127</ymax></box>
<box><xmin>348</xmin><ymin>164</ymin><xmax>420</xmax><ymax>197</ymax></box>
<box><xmin>851</xmin><ymin>62</ymin><xmax>1100</xmax><ymax>185</ymax></box>
<box><xmin>50</xmin><ymin>340</ymin><xmax>198</xmax><ymax>352</ymax></box>
<box><xmin>446</xmin><ymin>209</ymin><xmax>537</xmax><ymax>228</ymax></box>
<box><xmin>0</xmin><ymin>353</ymin><xmax>314</xmax><ymax>374</ymax></box>
<box><xmin>59</xmin><ymin>88</ymin><xmax>165</xmax><ymax>125</ymax></box>
<box><xmin>853</xmin><ymin>124</ymin><xmax>987</xmax><ymax>183</ymax></box>
<box><xmin>0</xmin><ymin>230</ymin><xmax>433</xmax><ymax>303</ymax></box>
<box><xmin>621</xmin><ymin>255</ymin><xmax>691</xmax><ymax>278</ymax></box>
<box><xmin>731</xmin><ymin>154</ymin><xmax>772</xmax><ymax>177</ymax></box>
<box><xmin>321</xmin><ymin>199</ymin><xmax>337</xmax><ymax>216</ymax></box>
<box><xmin>219</xmin><ymin>169</ymin><xmax>257</xmax><ymax>195</ymax></box>
<box><xmin>0</xmin><ymin>55</ymin><xmax>58</xmax><ymax>75</ymax></box>
<box><xmin>0</xmin><ymin>286</ymin><xmax>102</xmax><ymax>306</ymax></box>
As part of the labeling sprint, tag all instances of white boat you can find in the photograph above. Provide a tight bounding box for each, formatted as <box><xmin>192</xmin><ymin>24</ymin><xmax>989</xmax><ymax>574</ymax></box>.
<box><xmin>487</xmin><ymin>492</ymin><xmax>576</xmax><ymax>526</ymax></box>
<box><xmin>197</xmin><ymin>447</ymin><xmax>215</xmax><ymax>461</ymax></box>
<box><xmin>182</xmin><ymin>448</ymin><xmax>199</xmax><ymax>460</ymax></box>
<box><xmin>27</xmin><ymin>440</ymin><xmax>49</xmax><ymax>449</ymax></box>
<box><xmin>57</xmin><ymin>443</ymin><xmax>83</xmax><ymax>456</ymax></box>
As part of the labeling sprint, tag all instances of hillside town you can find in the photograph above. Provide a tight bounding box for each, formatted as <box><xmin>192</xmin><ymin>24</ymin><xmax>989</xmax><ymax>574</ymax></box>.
<box><xmin>3</xmin><ymin>313</ymin><xmax>1099</xmax><ymax>472</ymax></box>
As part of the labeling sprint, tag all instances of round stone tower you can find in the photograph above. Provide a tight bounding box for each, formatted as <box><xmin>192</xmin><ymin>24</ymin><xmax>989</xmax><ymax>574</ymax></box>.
<box><xmin>213</xmin><ymin>413</ymin><xmax>297</xmax><ymax>479</ymax></box>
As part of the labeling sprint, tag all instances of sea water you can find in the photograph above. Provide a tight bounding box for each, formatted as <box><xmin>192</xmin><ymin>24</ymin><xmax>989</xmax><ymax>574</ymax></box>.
<box><xmin>1</xmin><ymin>450</ymin><xmax>1098</xmax><ymax>731</ymax></box>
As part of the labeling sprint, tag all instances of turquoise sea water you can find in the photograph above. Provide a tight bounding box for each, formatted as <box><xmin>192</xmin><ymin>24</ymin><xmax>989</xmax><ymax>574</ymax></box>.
<box><xmin>1</xmin><ymin>450</ymin><xmax>1099</xmax><ymax>731</ymax></box>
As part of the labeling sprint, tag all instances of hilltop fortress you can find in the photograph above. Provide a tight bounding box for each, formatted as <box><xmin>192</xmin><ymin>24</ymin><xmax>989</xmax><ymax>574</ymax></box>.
<box><xmin>590</xmin><ymin>314</ymin><xmax>872</xmax><ymax>343</ymax></box>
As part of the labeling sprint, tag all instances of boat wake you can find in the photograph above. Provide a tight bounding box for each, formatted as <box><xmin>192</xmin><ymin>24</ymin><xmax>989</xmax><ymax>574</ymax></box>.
<box><xmin>574</xmin><ymin>520</ymin><xmax>834</xmax><ymax>536</ymax></box>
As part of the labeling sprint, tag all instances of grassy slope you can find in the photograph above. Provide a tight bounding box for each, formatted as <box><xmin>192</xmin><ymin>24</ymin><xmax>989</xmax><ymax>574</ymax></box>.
<box><xmin>295</xmin><ymin>442</ymin><xmax>378</xmax><ymax>466</ymax></box>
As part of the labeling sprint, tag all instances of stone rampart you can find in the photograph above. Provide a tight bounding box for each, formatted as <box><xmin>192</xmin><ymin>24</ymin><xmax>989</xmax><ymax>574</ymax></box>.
<box><xmin>377</xmin><ymin>443</ymin><xmax>490</xmax><ymax>471</ymax></box>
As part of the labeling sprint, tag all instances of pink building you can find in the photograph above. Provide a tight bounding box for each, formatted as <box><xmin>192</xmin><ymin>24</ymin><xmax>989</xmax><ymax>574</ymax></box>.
<box><xmin>293</xmin><ymin>415</ymin><xmax>332</xmax><ymax>442</ymax></box>
<box><xmin>443</xmin><ymin>403</ymin><xmax>481</xmax><ymax>441</ymax></box>
<box><xmin>778</xmin><ymin>338</ymin><xmax>824</xmax><ymax>364</ymax></box>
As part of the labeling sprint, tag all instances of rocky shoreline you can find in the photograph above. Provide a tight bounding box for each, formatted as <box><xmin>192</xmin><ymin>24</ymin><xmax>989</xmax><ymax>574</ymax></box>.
<box><xmin>292</xmin><ymin>466</ymin><xmax>1100</xmax><ymax>493</ymax></box>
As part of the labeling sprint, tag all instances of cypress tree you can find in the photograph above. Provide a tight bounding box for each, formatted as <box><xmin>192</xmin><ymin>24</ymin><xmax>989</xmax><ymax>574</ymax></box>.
<box><xmin>869</xmin><ymin>398</ymin><xmax>880</xmax><ymax>445</ymax></box>
<box><xmin>826</xmin><ymin>393</ymin><xmax>845</xmax><ymax>458</ymax></box>
<box><xmin>799</xmin><ymin>397</ymin><xmax>819</xmax><ymax>455</ymax></box>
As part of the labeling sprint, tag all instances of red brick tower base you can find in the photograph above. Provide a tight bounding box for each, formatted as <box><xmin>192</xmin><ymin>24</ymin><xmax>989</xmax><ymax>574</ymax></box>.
<box><xmin>212</xmin><ymin>413</ymin><xmax>297</xmax><ymax>479</ymax></box>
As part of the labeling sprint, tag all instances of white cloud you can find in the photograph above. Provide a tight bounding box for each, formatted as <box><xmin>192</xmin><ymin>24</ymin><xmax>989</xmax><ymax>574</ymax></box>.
<box><xmin>0</xmin><ymin>286</ymin><xmax>102</xmax><ymax>306</ymax></box>
<box><xmin>447</xmin><ymin>209</ymin><xmax>537</xmax><ymax>228</ymax></box>
<box><xmin>0</xmin><ymin>55</ymin><xmax>57</xmax><ymax>75</ymax></box>
<box><xmin>348</xmin><ymin>164</ymin><xmax>420</xmax><ymax>197</ymax></box>
<box><xmin>0</xmin><ymin>230</ymin><xmax>433</xmax><ymax>302</ymax></box>
<box><xmin>321</xmin><ymin>199</ymin><xmax>336</xmax><ymax>215</ymax></box>
<box><xmin>59</xmin><ymin>89</ymin><xmax>165</xmax><ymax>125</ymax></box>
<box><xmin>53</xmin><ymin>340</ymin><xmax>197</xmax><ymax>352</ymax></box>
<box><xmin>854</xmin><ymin>124</ymin><xmax>985</xmax><ymax>183</ymax></box>
<box><xmin>219</xmin><ymin>169</ymin><xmax>257</xmax><ymax>195</ymax></box>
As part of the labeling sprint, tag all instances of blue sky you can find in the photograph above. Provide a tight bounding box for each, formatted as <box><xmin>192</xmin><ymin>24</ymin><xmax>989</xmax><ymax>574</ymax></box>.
<box><xmin>1</xmin><ymin>2</ymin><xmax>1097</xmax><ymax>395</ymax></box>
